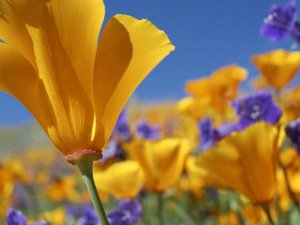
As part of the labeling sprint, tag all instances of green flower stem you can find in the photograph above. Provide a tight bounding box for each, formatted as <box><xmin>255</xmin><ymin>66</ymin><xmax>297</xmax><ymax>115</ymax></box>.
<box><xmin>158</xmin><ymin>193</ymin><xmax>165</xmax><ymax>225</ymax></box>
<box><xmin>278</xmin><ymin>150</ymin><xmax>300</xmax><ymax>212</ymax></box>
<box><xmin>77</xmin><ymin>159</ymin><xmax>110</xmax><ymax>225</ymax></box>
<box><xmin>282</xmin><ymin>166</ymin><xmax>300</xmax><ymax>211</ymax></box>
<box><xmin>262</xmin><ymin>203</ymin><xmax>275</xmax><ymax>225</ymax></box>
<box><xmin>274</xmin><ymin>88</ymin><xmax>281</xmax><ymax>105</ymax></box>
<box><xmin>235</xmin><ymin>211</ymin><xmax>246</xmax><ymax>225</ymax></box>
<box><xmin>141</xmin><ymin>194</ymin><xmax>150</xmax><ymax>225</ymax></box>
<box><xmin>174</xmin><ymin>201</ymin><xmax>197</xmax><ymax>225</ymax></box>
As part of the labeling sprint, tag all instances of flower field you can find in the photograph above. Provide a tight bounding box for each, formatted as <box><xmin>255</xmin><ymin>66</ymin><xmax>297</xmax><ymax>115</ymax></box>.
<box><xmin>1</xmin><ymin>0</ymin><xmax>300</xmax><ymax>225</ymax></box>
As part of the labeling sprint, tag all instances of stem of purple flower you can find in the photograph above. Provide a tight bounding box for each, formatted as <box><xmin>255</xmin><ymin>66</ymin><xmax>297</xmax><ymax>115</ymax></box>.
<box><xmin>290</xmin><ymin>22</ymin><xmax>300</xmax><ymax>44</ymax></box>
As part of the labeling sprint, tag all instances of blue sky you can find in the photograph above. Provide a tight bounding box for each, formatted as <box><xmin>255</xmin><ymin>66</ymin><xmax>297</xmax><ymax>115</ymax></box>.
<box><xmin>0</xmin><ymin>0</ymin><xmax>299</xmax><ymax>124</ymax></box>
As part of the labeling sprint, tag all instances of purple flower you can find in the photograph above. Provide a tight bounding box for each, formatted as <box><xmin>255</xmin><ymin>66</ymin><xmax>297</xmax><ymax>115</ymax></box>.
<box><xmin>199</xmin><ymin>118</ymin><xmax>215</xmax><ymax>150</ymax></box>
<box><xmin>261</xmin><ymin>0</ymin><xmax>298</xmax><ymax>42</ymax></box>
<box><xmin>199</xmin><ymin>118</ymin><xmax>236</xmax><ymax>150</ymax></box>
<box><xmin>135</xmin><ymin>119</ymin><xmax>160</xmax><ymax>140</ymax></box>
<box><xmin>216</xmin><ymin>123</ymin><xmax>237</xmax><ymax>138</ymax></box>
<box><xmin>5</xmin><ymin>209</ymin><xmax>48</xmax><ymax>225</ymax></box>
<box><xmin>232</xmin><ymin>91</ymin><xmax>282</xmax><ymax>130</ymax></box>
<box><xmin>13</xmin><ymin>185</ymin><xmax>29</xmax><ymax>209</ymax></box>
<box><xmin>78</xmin><ymin>205</ymin><xmax>99</xmax><ymax>225</ymax></box>
<box><xmin>31</xmin><ymin>223</ymin><xmax>49</xmax><ymax>225</ymax></box>
<box><xmin>290</xmin><ymin>22</ymin><xmax>300</xmax><ymax>42</ymax></box>
<box><xmin>66</xmin><ymin>200</ymin><xmax>142</xmax><ymax>225</ymax></box>
<box><xmin>100</xmin><ymin>140</ymin><xmax>122</xmax><ymax>163</ymax></box>
<box><xmin>66</xmin><ymin>204</ymin><xmax>99</xmax><ymax>225</ymax></box>
<box><xmin>108</xmin><ymin>199</ymin><xmax>142</xmax><ymax>225</ymax></box>
<box><xmin>5</xmin><ymin>209</ymin><xmax>27</xmax><ymax>225</ymax></box>
<box><xmin>285</xmin><ymin>118</ymin><xmax>300</xmax><ymax>152</ymax></box>
<box><xmin>66</xmin><ymin>204</ymin><xmax>80</xmax><ymax>219</ymax></box>
<box><xmin>113</xmin><ymin>111</ymin><xmax>131</xmax><ymax>141</ymax></box>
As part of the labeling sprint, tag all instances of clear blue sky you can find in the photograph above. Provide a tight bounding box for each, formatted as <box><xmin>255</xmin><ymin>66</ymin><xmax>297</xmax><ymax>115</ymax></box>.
<box><xmin>0</xmin><ymin>0</ymin><xmax>299</xmax><ymax>124</ymax></box>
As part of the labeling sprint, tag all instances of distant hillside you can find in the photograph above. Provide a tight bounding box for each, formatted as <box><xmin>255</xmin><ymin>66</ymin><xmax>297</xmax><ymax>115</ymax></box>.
<box><xmin>0</xmin><ymin>100</ymin><xmax>176</xmax><ymax>158</ymax></box>
<box><xmin>0</xmin><ymin>123</ymin><xmax>52</xmax><ymax>157</ymax></box>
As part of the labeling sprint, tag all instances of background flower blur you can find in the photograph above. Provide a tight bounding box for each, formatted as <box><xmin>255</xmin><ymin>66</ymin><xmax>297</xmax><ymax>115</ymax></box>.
<box><xmin>2</xmin><ymin>0</ymin><xmax>300</xmax><ymax>225</ymax></box>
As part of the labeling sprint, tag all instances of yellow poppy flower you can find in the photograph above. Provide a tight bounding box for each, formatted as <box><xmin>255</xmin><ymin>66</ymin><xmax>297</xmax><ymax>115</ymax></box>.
<box><xmin>242</xmin><ymin>205</ymin><xmax>267</xmax><ymax>224</ymax></box>
<box><xmin>185</xmin><ymin>65</ymin><xmax>247</xmax><ymax>111</ymax></box>
<box><xmin>0</xmin><ymin>0</ymin><xmax>174</xmax><ymax>155</ymax></box>
<box><xmin>277</xmin><ymin>148</ymin><xmax>300</xmax><ymax>211</ymax></box>
<box><xmin>250</xmin><ymin>75</ymin><xmax>269</xmax><ymax>90</ymax></box>
<box><xmin>45</xmin><ymin>176</ymin><xmax>80</xmax><ymax>203</ymax></box>
<box><xmin>195</xmin><ymin>122</ymin><xmax>284</xmax><ymax>204</ymax></box>
<box><xmin>0</xmin><ymin>159</ymin><xmax>31</xmax><ymax>222</ymax></box>
<box><xmin>43</xmin><ymin>208</ymin><xmax>65</xmax><ymax>225</ymax></box>
<box><xmin>129</xmin><ymin>101</ymin><xmax>174</xmax><ymax>125</ymax></box>
<box><xmin>93</xmin><ymin>160</ymin><xmax>144</xmax><ymax>199</ymax></box>
<box><xmin>1</xmin><ymin>159</ymin><xmax>30</xmax><ymax>183</ymax></box>
<box><xmin>176</xmin><ymin>96</ymin><xmax>211</xmax><ymax>120</ymax></box>
<box><xmin>279</xmin><ymin>148</ymin><xmax>300</xmax><ymax>198</ymax></box>
<box><xmin>279</xmin><ymin>147</ymin><xmax>298</xmax><ymax>169</ymax></box>
<box><xmin>252</xmin><ymin>49</ymin><xmax>300</xmax><ymax>89</ymax></box>
<box><xmin>0</xmin><ymin>171</ymin><xmax>14</xmax><ymax>223</ymax></box>
<box><xmin>174</xmin><ymin>176</ymin><xmax>192</xmax><ymax>195</ymax></box>
<box><xmin>218</xmin><ymin>212</ymin><xmax>240</xmax><ymax>225</ymax></box>
<box><xmin>125</xmin><ymin>138</ymin><xmax>192</xmax><ymax>192</ymax></box>
<box><xmin>282</xmin><ymin>85</ymin><xmax>300</xmax><ymax>120</ymax></box>
<box><xmin>276</xmin><ymin>168</ymin><xmax>292</xmax><ymax>211</ymax></box>
<box><xmin>185</xmin><ymin>155</ymin><xmax>205</xmax><ymax>197</ymax></box>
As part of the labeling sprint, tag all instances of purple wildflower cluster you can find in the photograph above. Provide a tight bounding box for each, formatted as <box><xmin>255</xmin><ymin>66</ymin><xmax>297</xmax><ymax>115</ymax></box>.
<box><xmin>199</xmin><ymin>91</ymin><xmax>282</xmax><ymax>150</ymax></box>
<box><xmin>286</xmin><ymin>118</ymin><xmax>300</xmax><ymax>153</ymax></box>
<box><xmin>6</xmin><ymin>199</ymin><xmax>142</xmax><ymax>225</ymax></box>
<box><xmin>66</xmin><ymin>204</ymin><xmax>99</xmax><ymax>225</ymax></box>
<box><xmin>261</xmin><ymin>0</ymin><xmax>300</xmax><ymax>43</ymax></box>
<box><xmin>103</xmin><ymin>111</ymin><xmax>162</xmax><ymax>163</ymax></box>
<box><xmin>199</xmin><ymin>118</ymin><xmax>235</xmax><ymax>150</ymax></box>
<box><xmin>108</xmin><ymin>199</ymin><xmax>142</xmax><ymax>225</ymax></box>
<box><xmin>5</xmin><ymin>209</ymin><xmax>48</xmax><ymax>225</ymax></box>
<box><xmin>113</xmin><ymin>111</ymin><xmax>161</xmax><ymax>141</ymax></box>
<box><xmin>113</xmin><ymin>111</ymin><xmax>132</xmax><ymax>142</ymax></box>
<box><xmin>232</xmin><ymin>91</ymin><xmax>282</xmax><ymax>130</ymax></box>
<box><xmin>102</xmin><ymin>111</ymin><xmax>131</xmax><ymax>163</ymax></box>
<box><xmin>135</xmin><ymin>118</ymin><xmax>161</xmax><ymax>140</ymax></box>
<box><xmin>67</xmin><ymin>199</ymin><xmax>142</xmax><ymax>225</ymax></box>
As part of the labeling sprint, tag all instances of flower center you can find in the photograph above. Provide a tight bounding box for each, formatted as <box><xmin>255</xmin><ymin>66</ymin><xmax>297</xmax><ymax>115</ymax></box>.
<box><xmin>264</xmin><ymin>12</ymin><xmax>291</xmax><ymax>30</ymax></box>
<box><xmin>250</xmin><ymin>104</ymin><xmax>262</xmax><ymax>119</ymax></box>
<box><xmin>241</xmin><ymin>99</ymin><xmax>268</xmax><ymax>122</ymax></box>
<box><xmin>121</xmin><ymin>210</ymin><xmax>131</xmax><ymax>222</ymax></box>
